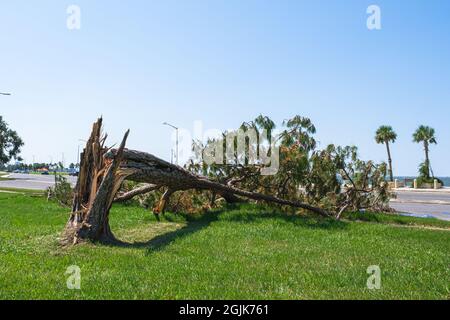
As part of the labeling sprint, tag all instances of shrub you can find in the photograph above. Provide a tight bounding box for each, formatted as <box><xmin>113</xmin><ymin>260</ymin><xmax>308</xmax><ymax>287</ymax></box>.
<box><xmin>417</xmin><ymin>162</ymin><xmax>444</xmax><ymax>186</ymax></box>
<box><xmin>46</xmin><ymin>175</ymin><xmax>73</xmax><ymax>207</ymax></box>
<box><xmin>416</xmin><ymin>176</ymin><xmax>443</xmax><ymax>187</ymax></box>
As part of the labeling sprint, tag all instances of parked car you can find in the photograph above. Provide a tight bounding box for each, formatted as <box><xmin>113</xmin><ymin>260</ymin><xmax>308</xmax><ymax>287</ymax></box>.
<box><xmin>41</xmin><ymin>171</ymin><xmax>49</xmax><ymax>175</ymax></box>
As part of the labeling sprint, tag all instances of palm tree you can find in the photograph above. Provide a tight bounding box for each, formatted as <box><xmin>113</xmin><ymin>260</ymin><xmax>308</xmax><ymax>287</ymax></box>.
<box><xmin>413</xmin><ymin>125</ymin><xmax>437</xmax><ymax>178</ymax></box>
<box><xmin>375</xmin><ymin>126</ymin><xmax>397</xmax><ymax>182</ymax></box>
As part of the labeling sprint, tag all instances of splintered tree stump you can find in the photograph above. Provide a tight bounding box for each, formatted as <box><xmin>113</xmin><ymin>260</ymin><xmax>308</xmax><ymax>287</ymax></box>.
<box><xmin>62</xmin><ymin>118</ymin><xmax>330</xmax><ymax>245</ymax></box>
<box><xmin>62</xmin><ymin>118</ymin><xmax>131</xmax><ymax>245</ymax></box>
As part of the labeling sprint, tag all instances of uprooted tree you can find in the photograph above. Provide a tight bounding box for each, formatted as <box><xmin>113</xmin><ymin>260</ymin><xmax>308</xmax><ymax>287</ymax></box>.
<box><xmin>62</xmin><ymin>118</ymin><xmax>331</xmax><ymax>245</ymax></box>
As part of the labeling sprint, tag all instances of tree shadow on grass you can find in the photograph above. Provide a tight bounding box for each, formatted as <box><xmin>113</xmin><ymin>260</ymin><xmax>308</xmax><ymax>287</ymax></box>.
<box><xmin>115</xmin><ymin>211</ymin><xmax>221</xmax><ymax>251</ymax></box>
<box><xmin>221</xmin><ymin>209</ymin><xmax>348</xmax><ymax>231</ymax></box>
<box><xmin>114</xmin><ymin>205</ymin><xmax>348</xmax><ymax>252</ymax></box>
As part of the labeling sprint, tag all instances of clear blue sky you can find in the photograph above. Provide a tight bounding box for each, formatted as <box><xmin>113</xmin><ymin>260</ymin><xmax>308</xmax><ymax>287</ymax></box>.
<box><xmin>1</xmin><ymin>0</ymin><xmax>449</xmax><ymax>175</ymax></box>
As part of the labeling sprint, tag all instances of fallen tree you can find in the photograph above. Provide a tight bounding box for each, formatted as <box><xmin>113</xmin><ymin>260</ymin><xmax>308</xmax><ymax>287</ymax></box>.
<box><xmin>62</xmin><ymin>118</ymin><xmax>330</xmax><ymax>245</ymax></box>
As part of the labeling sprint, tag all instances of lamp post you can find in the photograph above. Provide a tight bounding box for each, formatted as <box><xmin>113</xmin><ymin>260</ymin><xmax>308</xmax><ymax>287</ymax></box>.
<box><xmin>77</xmin><ymin>145</ymin><xmax>81</xmax><ymax>168</ymax></box>
<box><xmin>163</xmin><ymin>122</ymin><xmax>179</xmax><ymax>165</ymax></box>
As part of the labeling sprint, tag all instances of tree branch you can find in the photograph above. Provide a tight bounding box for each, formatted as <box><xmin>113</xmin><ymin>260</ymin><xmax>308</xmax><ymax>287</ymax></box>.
<box><xmin>114</xmin><ymin>184</ymin><xmax>160</xmax><ymax>203</ymax></box>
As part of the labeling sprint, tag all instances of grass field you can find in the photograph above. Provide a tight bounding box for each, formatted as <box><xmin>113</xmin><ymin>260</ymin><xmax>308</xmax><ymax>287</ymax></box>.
<box><xmin>0</xmin><ymin>192</ymin><xmax>449</xmax><ymax>300</ymax></box>
<box><xmin>0</xmin><ymin>187</ymin><xmax>44</xmax><ymax>196</ymax></box>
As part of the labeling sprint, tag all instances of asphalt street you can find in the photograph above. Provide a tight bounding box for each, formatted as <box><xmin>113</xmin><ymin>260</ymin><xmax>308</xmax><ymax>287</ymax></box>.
<box><xmin>0</xmin><ymin>173</ymin><xmax>77</xmax><ymax>190</ymax></box>
<box><xmin>390</xmin><ymin>190</ymin><xmax>450</xmax><ymax>221</ymax></box>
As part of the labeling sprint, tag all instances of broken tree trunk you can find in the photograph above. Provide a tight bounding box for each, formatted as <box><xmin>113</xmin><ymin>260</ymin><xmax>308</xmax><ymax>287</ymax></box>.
<box><xmin>62</xmin><ymin>118</ymin><xmax>330</xmax><ymax>245</ymax></box>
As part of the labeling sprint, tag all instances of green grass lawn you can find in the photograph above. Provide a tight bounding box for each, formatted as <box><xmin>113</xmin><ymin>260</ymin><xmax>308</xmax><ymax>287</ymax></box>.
<box><xmin>0</xmin><ymin>192</ymin><xmax>449</xmax><ymax>300</ymax></box>
<box><xmin>0</xmin><ymin>187</ymin><xmax>45</xmax><ymax>196</ymax></box>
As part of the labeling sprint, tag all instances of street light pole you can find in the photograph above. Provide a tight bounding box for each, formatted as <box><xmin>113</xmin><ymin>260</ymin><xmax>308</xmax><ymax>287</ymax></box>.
<box><xmin>163</xmin><ymin>122</ymin><xmax>179</xmax><ymax>165</ymax></box>
<box><xmin>77</xmin><ymin>145</ymin><xmax>80</xmax><ymax>168</ymax></box>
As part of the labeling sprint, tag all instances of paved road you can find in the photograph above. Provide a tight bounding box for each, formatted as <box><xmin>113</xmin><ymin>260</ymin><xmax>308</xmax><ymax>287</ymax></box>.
<box><xmin>393</xmin><ymin>191</ymin><xmax>450</xmax><ymax>203</ymax></box>
<box><xmin>0</xmin><ymin>173</ymin><xmax>77</xmax><ymax>190</ymax></box>
<box><xmin>390</xmin><ymin>191</ymin><xmax>450</xmax><ymax>221</ymax></box>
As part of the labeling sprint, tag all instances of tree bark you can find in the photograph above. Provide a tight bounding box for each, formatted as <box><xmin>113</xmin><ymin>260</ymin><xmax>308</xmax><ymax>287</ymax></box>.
<box><xmin>62</xmin><ymin>118</ymin><xmax>131</xmax><ymax>245</ymax></box>
<box><xmin>153</xmin><ymin>188</ymin><xmax>175</xmax><ymax>215</ymax></box>
<box><xmin>424</xmin><ymin>141</ymin><xmax>430</xmax><ymax>178</ymax></box>
<box><xmin>106</xmin><ymin>149</ymin><xmax>330</xmax><ymax>217</ymax></box>
<box><xmin>385</xmin><ymin>141</ymin><xmax>394</xmax><ymax>182</ymax></box>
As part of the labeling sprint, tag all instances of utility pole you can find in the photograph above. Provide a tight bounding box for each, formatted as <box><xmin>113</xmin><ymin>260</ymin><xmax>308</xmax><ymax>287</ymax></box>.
<box><xmin>163</xmin><ymin>122</ymin><xmax>179</xmax><ymax>165</ymax></box>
